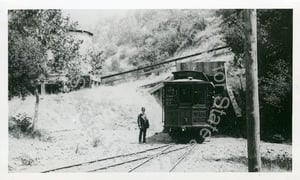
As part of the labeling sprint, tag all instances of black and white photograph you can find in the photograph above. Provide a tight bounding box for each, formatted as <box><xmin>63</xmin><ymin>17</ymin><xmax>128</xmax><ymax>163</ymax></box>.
<box><xmin>1</xmin><ymin>1</ymin><xmax>298</xmax><ymax>176</ymax></box>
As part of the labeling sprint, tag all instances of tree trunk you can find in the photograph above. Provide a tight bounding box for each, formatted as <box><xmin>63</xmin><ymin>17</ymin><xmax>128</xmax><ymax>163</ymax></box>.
<box><xmin>244</xmin><ymin>9</ymin><xmax>262</xmax><ymax>172</ymax></box>
<box><xmin>32</xmin><ymin>87</ymin><xmax>39</xmax><ymax>131</ymax></box>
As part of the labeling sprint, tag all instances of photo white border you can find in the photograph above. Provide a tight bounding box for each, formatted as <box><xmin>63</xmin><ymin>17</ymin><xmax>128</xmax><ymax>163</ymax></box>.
<box><xmin>0</xmin><ymin>0</ymin><xmax>299</xmax><ymax>180</ymax></box>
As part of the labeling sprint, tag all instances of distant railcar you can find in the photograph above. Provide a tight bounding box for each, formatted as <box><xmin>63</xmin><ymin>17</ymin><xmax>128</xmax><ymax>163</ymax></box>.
<box><xmin>163</xmin><ymin>71</ymin><xmax>215</xmax><ymax>143</ymax></box>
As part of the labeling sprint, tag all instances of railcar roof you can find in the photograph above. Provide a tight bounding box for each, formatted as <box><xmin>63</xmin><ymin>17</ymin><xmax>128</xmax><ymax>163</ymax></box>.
<box><xmin>172</xmin><ymin>71</ymin><xmax>210</xmax><ymax>81</ymax></box>
<box><xmin>164</xmin><ymin>79</ymin><xmax>214</xmax><ymax>86</ymax></box>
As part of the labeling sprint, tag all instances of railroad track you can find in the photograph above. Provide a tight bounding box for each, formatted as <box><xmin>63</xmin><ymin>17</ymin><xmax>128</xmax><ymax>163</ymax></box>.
<box><xmin>127</xmin><ymin>141</ymin><xmax>197</xmax><ymax>172</ymax></box>
<box><xmin>169</xmin><ymin>141</ymin><xmax>197</xmax><ymax>172</ymax></box>
<box><xmin>128</xmin><ymin>144</ymin><xmax>174</xmax><ymax>172</ymax></box>
<box><xmin>41</xmin><ymin>143</ymin><xmax>197</xmax><ymax>173</ymax></box>
<box><xmin>41</xmin><ymin>145</ymin><xmax>169</xmax><ymax>173</ymax></box>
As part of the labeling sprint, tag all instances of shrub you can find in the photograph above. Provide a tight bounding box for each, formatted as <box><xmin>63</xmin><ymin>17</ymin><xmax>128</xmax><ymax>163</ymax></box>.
<box><xmin>20</xmin><ymin>154</ymin><xmax>35</xmax><ymax>166</ymax></box>
<box><xmin>92</xmin><ymin>137</ymin><xmax>101</xmax><ymax>148</ymax></box>
<box><xmin>8</xmin><ymin>113</ymin><xmax>51</xmax><ymax>141</ymax></box>
<box><xmin>262</xmin><ymin>152</ymin><xmax>292</xmax><ymax>171</ymax></box>
<box><xmin>9</xmin><ymin>113</ymin><xmax>33</xmax><ymax>138</ymax></box>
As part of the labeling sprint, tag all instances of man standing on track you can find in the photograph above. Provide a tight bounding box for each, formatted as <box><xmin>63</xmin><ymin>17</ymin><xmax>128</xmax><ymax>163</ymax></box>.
<box><xmin>137</xmin><ymin>107</ymin><xmax>149</xmax><ymax>143</ymax></box>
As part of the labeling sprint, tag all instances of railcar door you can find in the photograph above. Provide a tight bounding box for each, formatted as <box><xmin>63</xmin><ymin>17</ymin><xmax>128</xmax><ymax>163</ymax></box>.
<box><xmin>192</xmin><ymin>85</ymin><xmax>209</xmax><ymax>125</ymax></box>
<box><xmin>178</xmin><ymin>84</ymin><xmax>192</xmax><ymax>125</ymax></box>
<box><xmin>164</xmin><ymin>84</ymin><xmax>178</xmax><ymax>127</ymax></box>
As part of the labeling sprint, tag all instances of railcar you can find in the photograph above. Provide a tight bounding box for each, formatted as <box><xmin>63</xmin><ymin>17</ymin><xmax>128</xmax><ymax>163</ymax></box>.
<box><xmin>163</xmin><ymin>71</ymin><xmax>215</xmax><ymax>143</ymax></box>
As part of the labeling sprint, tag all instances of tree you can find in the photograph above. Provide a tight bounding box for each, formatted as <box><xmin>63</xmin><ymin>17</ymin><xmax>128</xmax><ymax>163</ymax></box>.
<box><xmin>8</xmin><ymin>10</ymin><xmax>82</xmax><ymax>131</ymax></box>
<box><xmin>217</xmin><ymin>9</ymin><xmax>292</xmax><ymax>140</ymax></box>
<box><xmin>257</xmin><ymin>10</ymin><xmax>292</xmax><ymax>138</ymax></box>
<box><xmin>92</xmin><ymin>10</ymin><xmax>214</xmax><ymax>71</ymax></box>
<box><xmin>87</xmin><ymin>48</ymin><xmax>104</xmax><ymax>77</ymax></box>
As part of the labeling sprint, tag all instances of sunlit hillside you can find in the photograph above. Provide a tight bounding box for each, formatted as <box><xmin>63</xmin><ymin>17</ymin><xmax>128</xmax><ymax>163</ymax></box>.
<box><xmin>9</xmin><ymin>73</ymin><xmax>171</xmax><ymax>134</ymax></box>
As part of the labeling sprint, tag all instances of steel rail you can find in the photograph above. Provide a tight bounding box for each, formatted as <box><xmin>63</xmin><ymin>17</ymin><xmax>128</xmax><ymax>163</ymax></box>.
<box><xmin>41</xmin><ymin>144</ymin><xmax>169</xmax><ymax>173</ymax></box>
<box><xmin>128</xmin><ymin>145</ymin><xmax>174</xmax><ymax>172</ymax></box>
<box><xmin>169</xmin><ymin>143</ymin><xmax>197</xmax><ymax>172</ymax></box>
<box><xmin>88</xmin><ymin>145</ymin><xmax>190</xmax><ymax>172</ymax></box>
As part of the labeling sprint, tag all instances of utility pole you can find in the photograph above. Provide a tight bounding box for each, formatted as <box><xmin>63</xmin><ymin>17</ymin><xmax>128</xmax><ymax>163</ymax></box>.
<box><xmin>244</xmin><ymin>9</ymin><xmax>262</xmax><ymax>172</ymax></box>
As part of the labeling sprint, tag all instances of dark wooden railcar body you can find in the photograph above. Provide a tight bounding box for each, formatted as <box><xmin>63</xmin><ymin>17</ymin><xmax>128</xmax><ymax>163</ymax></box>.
<box><xmin>163</xmin><ymin>71</ymin><xmax>215</xmax><ymax>142</ymax></box>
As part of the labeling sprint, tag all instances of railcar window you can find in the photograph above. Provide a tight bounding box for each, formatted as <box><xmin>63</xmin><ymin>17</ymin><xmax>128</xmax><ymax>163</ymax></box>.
<box><xmin>166</xmin><ymin>86</ymin><xmax>176</xmax><ymax>96</ymax></box>
<box><xmin>178</xmin><ymin>86</ymin><xmax>192</xmax><ymax>104</ymax></box>
<box><xmin>193</xmin><ymin>87</ymin><xmax>206</xmax><ymax>105</ymax></box>
<box><xmin>165</xmin><ymin>86</ymin><xmax>177</xmax><ymax>105</ymax></box>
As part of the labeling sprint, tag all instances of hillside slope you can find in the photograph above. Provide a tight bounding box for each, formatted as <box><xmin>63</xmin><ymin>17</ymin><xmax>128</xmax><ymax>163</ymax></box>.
<box><xmin>9</xmin><ymin>73</ymin><xmax>170</xmax><ymax>133</ymax></box>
